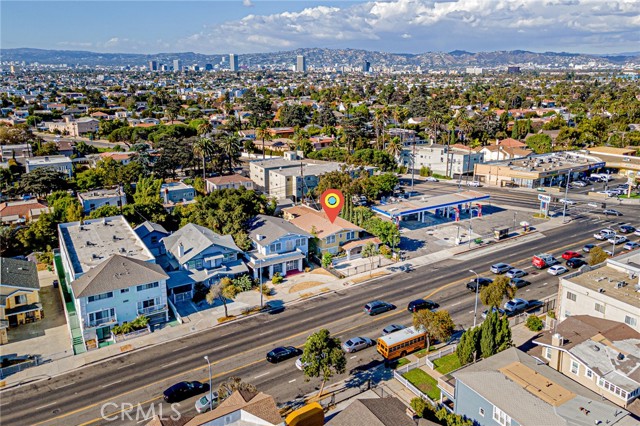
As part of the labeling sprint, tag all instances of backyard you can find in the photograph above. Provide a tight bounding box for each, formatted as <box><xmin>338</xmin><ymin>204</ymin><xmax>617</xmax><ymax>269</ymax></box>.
<box><xmin>402</xmin><ymin>368</ymin><xmax>440</xmax><ymax>401</ymax></box>
<box><xmin>432</xmin><ymin>353</ymin><xmax>461</xmax><ymax>375</ymax></box>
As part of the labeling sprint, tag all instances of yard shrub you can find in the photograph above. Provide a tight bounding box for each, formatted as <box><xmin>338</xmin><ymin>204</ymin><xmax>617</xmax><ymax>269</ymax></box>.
<box><xmin>410</xmin><ymin>397</ymin><xmax>428</xmax><ymax>418</ymax></box>
<box><xmin>271</xmin><ymin>273</ymin><xmax>283</xmax><ymax>284</ymax></box>
<box><xmin>526</xmin><ymin>315</ymin><xmax>543</xmax><ymax>331</ymax></box>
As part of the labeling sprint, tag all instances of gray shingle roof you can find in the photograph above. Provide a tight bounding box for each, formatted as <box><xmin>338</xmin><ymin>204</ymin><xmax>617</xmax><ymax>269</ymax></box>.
<box><xmin>247</xmin><ymin>214</ymin><xmax>312</xmax><ymax>246</ymax></box>
<box><xmin>162</xmin><ymin>223</ymin><xmax>241</xmax><ymax>264</ymax></box>
<box><xmin>70</xmin><ymin>254</ymin><xmax>168</xmax><ymax>298</ymax></box>
<box><xmin>134</xmin><ymin>221</ymin><xmax>169</xmax><ymax>238</ymax></box>
<box><xmin>0</xmin><ymin>257</ymin><xmax>39</xmax><ymax>290</ymax></box>
<box><xmin>326</xmin><ymin>398</ymin><xmax>416</xmax><ymax>426</ymax></box>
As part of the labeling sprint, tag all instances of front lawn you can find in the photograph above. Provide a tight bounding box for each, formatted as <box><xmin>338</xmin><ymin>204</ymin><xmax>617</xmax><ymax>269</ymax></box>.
<box><xmin>432</xmin><ymin>353</ymin><xmax>461</xmax><ymax>374</ymax></box>
<box><xmin>413</xmin><ymin>346</ymin><xmax>436</xmax><ymax>358</ymax></box>
<box><xmin>402</xmin><ymin>368</ymin><xmax>440</xmax><ymax>401</ymax></box>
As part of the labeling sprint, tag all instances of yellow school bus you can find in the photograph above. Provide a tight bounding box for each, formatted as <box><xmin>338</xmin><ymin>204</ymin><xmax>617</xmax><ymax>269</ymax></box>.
<box><xmin>377</xmin><ymin>326</ymin><xmax>427</xmax><ymax>360</ymax></box>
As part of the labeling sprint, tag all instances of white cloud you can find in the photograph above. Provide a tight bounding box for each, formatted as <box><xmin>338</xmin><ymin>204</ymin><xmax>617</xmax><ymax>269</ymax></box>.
<box><xmin>242</xmin><ymin>0</ymin><xmax>253</xmax><ymax>7</ymax></box>
<box><xmin>177</xmin><ymin>0</ymin><xmax>640</xmax><ymax>53</ymax></box>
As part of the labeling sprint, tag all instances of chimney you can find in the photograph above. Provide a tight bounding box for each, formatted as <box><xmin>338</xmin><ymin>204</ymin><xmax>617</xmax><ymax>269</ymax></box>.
<box><xmin>552</xmin><ymin>333</ymin><xmax>564</xmax><ymax>347</ymax></box>
<box><xmin>163</xmin><ymin>187</ymin><xmax>169</xmax><ymax>204</ymax></box>
<box><xmin>496</xmin><ymin>139</ymin><xmax>500</xmax><ymax>146</ymax></box>
<box><xmin>178</xmin><ymin>242</ymin><xmax>184</xmax><ymax>258</ymax></box>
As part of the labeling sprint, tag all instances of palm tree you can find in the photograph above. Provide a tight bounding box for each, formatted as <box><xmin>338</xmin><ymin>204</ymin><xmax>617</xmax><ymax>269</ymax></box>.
<box><xmin>197</xmin><ymin>121</ymin><xmax>213</xmax><ymax>137</ymax></box>
<box><xmin>218</xmin><ymin>133</ymin><xmax>242</xmax><ymax>174</ymax></box>
<box><xmin>385</xmin><ymin>136</ymin><xmax>402</xmax><ymax>159</ymax></box>
<box><xmin>255</xmin><ymin>124</ymin><xmax>272</xmax><ymax>160</ymax></box>
<box><xmin>193</xmin><ymin>137</ymin><xmax>214</xmax><ymax>180</ymax></box>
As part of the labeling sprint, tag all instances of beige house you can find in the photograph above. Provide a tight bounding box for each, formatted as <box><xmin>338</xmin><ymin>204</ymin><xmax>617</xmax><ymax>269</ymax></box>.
<box><xmin>557</xmin><ymin>250</ymin><xmax>640</xmax><ymax>333</ymax></box>
<box><xmin>205</xmin><ymin>174</ymin><xmax>254</xmax><ymax>193</ymax></box>
<box><xmin>534</xmin><ymin>315</ymin><xmax>640</xmax><ymax>411</ymax></box>
<box><xmin>46</xmin><ymin>116</ymin><xmax>99</xmax><ymax>136</ymax></box>
<box><xmin>0</xmin><ymin>257</ymin><xmax>43</xmax><ymax>344</ymax></box>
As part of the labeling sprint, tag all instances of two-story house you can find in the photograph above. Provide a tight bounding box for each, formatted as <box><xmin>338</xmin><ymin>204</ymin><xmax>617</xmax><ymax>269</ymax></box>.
<box><xmin>134</xmin><ymin>221</ymin><xmax>170</xmax><ymax>258</ymax></box>
<box><xmin>77</xmin><ymin>187</ymin><xmax>127</xmax><ymax>214</ymax></box>
<box><xmin>283</xmin><ymin>205</ymin><xmax>369</xmax><ymax>257</ymax></box>
<box><xmin>0</xmin><ymin>257</ymin><xmax>43</xmax><ymax>345</ymax></box>
<box><xmin>246</xmin><ymin>215</ymin><xmax>311</xmax><ymax>280</ymax></box>
<box><xmin>160</xmin><ymin>182</ymin><xmax>196</xmax><ymax>211</ymax></box>
<box><xmin>205</xmin><ymin>174</ymin><xmax>254</xmax><ymax>193</ymax></box>
<box><xmin>533</xmin><ymin>315</ymin><xmax>640</xmax><ymax>410</ymax></box>
<box><xmin>58</xmin><ymin>215</ymin><xmax>169</xmax><ymax>351</ymax></box>
<box><xmin>162</xmin><ymin>223</ymin><xmax>248</xmax><ymax>303</ymax></box>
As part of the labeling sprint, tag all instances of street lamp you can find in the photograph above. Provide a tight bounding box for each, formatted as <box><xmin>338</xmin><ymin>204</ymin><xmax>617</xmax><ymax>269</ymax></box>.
<box><xmin>562</xmin><ymin>168</ymin><xmax>572</xmax><ymax>223</ymax></box>
<box><xmin>469</xmin><ymin>269</ymin><xmax>480</xmax><ymax>328</ymax></box>
<box><xmin>257</xmin><ymin>259</ymin><xmax>264</xmax><ymax>308</ymax></box>
<box><xmin>204</xmin><ymin>355</ymin><xmax>213</xmax><ymax>412</ymax></box>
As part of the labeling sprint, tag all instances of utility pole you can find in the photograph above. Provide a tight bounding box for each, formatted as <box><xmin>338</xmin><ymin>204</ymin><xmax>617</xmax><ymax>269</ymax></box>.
<box><xmin>204</xmin><ymin>356</ymin><xmax>213</xmax><ymax>411</ymax></box>
<box><xmin>470</xmin><ymin>270</ymin><xmax>480</xmax><ymax>327</ymax></box>
<box><xmin>562</xmin><ymin>168</ymin><xmax>572</xmax><ymax>223</ymax></box>
<box><xmin>410</xmin><ymin>139</ymin><xmax>416</xmax><ymax>192</ymax></box>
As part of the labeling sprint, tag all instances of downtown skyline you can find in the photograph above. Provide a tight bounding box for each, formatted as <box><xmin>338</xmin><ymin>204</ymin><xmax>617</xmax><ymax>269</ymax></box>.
<box><xmin>1</xmin><ymin>0</ymin><xmax>639</xmax><ymax>56</ymax></box>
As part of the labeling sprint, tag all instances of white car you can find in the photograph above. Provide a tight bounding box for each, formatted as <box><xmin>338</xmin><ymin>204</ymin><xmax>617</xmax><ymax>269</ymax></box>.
<box><xmin>505</xmin><ymin>268</ymin><xmax>527</xmax><ymax>279</ymax></box>
<box><xmin>634</xmin><ymin>230</ymin><xmax>640</xmax><ymax>237</ymax></box>
<box><xmin>558</xmin><ymin>199</ymin><xmax>576</xmax><ymax>205</ymax></box>
<box><xmin>572</xmin><ymin>181</ymin><xmax>587</xmax><ymax>187</ymax></box>
<box><xmin>467</xmin><ymin>181</ymin><xmax>481</xmax><ymax>187</ymax></box>
<box><xmin>341</xmin><ymin>337</ymin><xmax>374</xmax><ymax>353</ymax></box>
<box><xmin>424</xmin><ymin>176</ymin><xmax>439</xmax><ymax>182</ymax></box>
<box><xmin>594</xmin><ymin>229</ymin><xmax>615</xmax><ymax>240</ymax></box>
<box><xmin>623</xmin><ymin>242</ymin><xmax>640</xmax><ymax>251</ymax></box>
<box><xmin>295</xmin><ymin>357</ymin><xmax>309</xmax><ymax>371</ymax></box>
<box><xmin>608</xmin><ymin>235</ymin><xmax>628</xmax><ymax>245</ymax></box>
<box><xmin>195</xmin><ymin>392</ymin><xmax>220</xmax><ymax>413</ymax></box>
<box><xmin>548</xmin><ymin>265</ymin><xmax>568</xmax><ymax>276</ymax></box>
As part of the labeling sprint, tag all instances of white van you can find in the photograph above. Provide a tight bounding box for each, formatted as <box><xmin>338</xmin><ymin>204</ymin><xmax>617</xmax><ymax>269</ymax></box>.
<box><xmin>599</xmin><ymin>174</ymin><xmax>614</xmax><ymax>182</ymax></box>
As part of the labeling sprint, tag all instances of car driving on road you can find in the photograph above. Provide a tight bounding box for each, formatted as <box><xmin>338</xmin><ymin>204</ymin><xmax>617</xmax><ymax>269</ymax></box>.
<box><xmin>195</xmin><ymin>391</ymin><xmax>220</xmax><ymax>413</ymax></box>
<box><xmin>266</xmin><ymin>346</ymin><xmax>301</xmax><ymax>363</ymax></box>
<box><xmin>566</xmin><ymin>258</ymin><xmax>587</xmax><ymax>269</ymax></box>
<box><xmin>619</xmin><ymin>225</ymin><xmax>635</xmax><ymax>234</ymax></box>
<box><xmin>481</xmin><ymin>307</ymin><xmax>506</xmax><ymax>319</ymax></box>
<box><xmin>342</xmin><ymin>337</ymin><xmax>374</xmax><ymax>353</ymax></box>
<box><xmin>509</xmin><ymin>278</ymin><xmax>531</xmax><ymax>289</ymax></box>
<box><xmin>407</xmin><ymin>299</ymin><xmax>438</xmax><ymax>312</ymax></box>
<box><xmin>466</xmin><ymin>277</ymin><xmax>493</xmax><ymax>291</ymax></box>
<box><xmin>505</xmin><ymin>268</ymin><xmax>527</xmax><ymax>279</ymax></box>
<box><xmin>582</xmin><ymin>244</ymin><xmax>596</xmax><ymax>253</ymax></box>
<box><xmin>504</xmin><ymin>298</ymin><xmax>528</xmax><ymax>314</ymax></box>
<box><xmin>548</xmin><ymin>265</ymin><xmax>568</xmax><ymax>276</ymax></box>
<box><xmin>490</xmin><ymin>263</ymin><xmax>513</xmax><ymax>274</ymax></box>
<box><xmin>594</xmin><ymin>229</ymin><xmax>615</xmax><ymax>240</ymax></box>
<box><xmin>163</xmin><ymin>381</ymin><xmax>209</xmax><ymax>403</ymax></box>
<box><xmin>608</xmin><ymin>235</ymin><xmax>628</xmax><ymax>245</ymax></box>
<box><xmin>382</xmin><ymin>324</ymin><xmax>406</xmax><ymax>335</ymax></box>
<box><xmin>623</xmin><ymin>241</ymin><xmax>640</xmax><ymax>251</ymax></box>
<box><xmin>363</xmin><ymin>300</ymin><xmax>395</xmax><ymax>315</ymax></box>
<box><xmin>603</xmin><ymin>209</ymin><xmax>623</xmax><ymax>216</ymax></box>
<box><xmin>561</xmin><ymin>251</ymin><xmax>582</xmax><ymax>260</ymax></box>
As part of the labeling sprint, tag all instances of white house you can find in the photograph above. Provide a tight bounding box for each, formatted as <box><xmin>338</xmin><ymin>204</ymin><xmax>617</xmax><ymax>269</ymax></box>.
<box><xmin>26</xmin><ymin>155</ymin><xmax>73</xmax><ymax>177</ymax></box>
<box><xmin>77</xmin><ymin>187</ymin><xmax>126</xmax><ymax>214</ymax></box>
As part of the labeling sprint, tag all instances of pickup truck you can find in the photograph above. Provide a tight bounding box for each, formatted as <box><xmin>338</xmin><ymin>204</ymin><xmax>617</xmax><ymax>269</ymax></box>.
<box><xmin>594</xmin><ymin>229</ymin><xmax>615</xmax><ymax>240</ymax></box>
<box><xmin>532</xmin><ymin>253</ymin><xmax>559</xmax><ymax>269</ymax></box>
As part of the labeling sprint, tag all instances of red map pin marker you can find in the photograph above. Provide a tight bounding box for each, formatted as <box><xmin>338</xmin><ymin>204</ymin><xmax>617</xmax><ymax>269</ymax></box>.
<box><xmin>320</xmin><ymin>189</ymin><xmax>345</xmax><ymax>224</ymax></box>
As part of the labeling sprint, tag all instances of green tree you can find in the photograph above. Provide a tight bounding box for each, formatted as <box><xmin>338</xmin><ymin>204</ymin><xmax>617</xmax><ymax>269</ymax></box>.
<box><xmin>361</xmin><ymin>242</ymin><xmax>379</xmax><ymax>276</ymax></box>
<box><xmin>133</xmin><ymin>177</ymin><xmax>162</xmax><ymax>204</ymax></box>
<box><xmin>479</xmin><ymin>311</ymin><xmax>512</xmax><ymax>359</ymax></box>
<box><xmin>480</xmin><ymin>275</ymin><xmax>516</xmax><ymax>308</ymax></box>
<box><xmin>456</xmin><ymin>326</ymin><xmax>481</xmax><ymax>365</ymax></box>
<box><xmin>363</xmin><ymin>217</ymin><xmax>400</xmax><ymax>247</ymax></box>
<box><xmin>217</xmin><ymin>133</ymin><xmax>242</xmax><ymax>173</ymax></box>
<box><xmin>300</xmin><ymin>329</ymin><xmax>346</xmax><ymax>396</ymax></box>
<box><xmin>412</xmin><ymin>309</ymin><xmax>455</xmax><ymax>354</ymax></box>
<box><xmin>88</xmin><ymin>205</ymin><xmax>121</xmax><ymax>219</ymax></box>
<box><xmin>74</xmin><ymin>168</ymin><xmax>103</xmax><ymax>191</ymax></box>
<box><xmin>526</xmin><ymin>315</ymin><xmax>543</xmax><ymax>331</ymax></box>
<box><xmin>321</xmin><ymin>252</ymin><xmax>333</xmax><ymax>269</ymax></box>
<box><xmin>419</xmin><ymin>166</ymin><xmax>432</xmax><ymax>177</ymax></box>
<box><xmin>588</xmin><ymin>246</ymin><xmax>609</xmax><ymax>265</ymax></box>
<box><xmin>193</xmin><ymin>137</ymin><xmax>215</xmax><ymax>180</ymax></box>
<box><xmin>18</xmin><ymin>168</ymin><xmax>68</xmax><ymax>197</ymax></box>
<box><xmin>206</xmin><ymin>277</ymin><xmax>237</xmax><ymax>318</ymax></box>
<box><xmin>526</xmin><ymin>134</ymin><xmax>552</xmax><ymax>154</ymax></box>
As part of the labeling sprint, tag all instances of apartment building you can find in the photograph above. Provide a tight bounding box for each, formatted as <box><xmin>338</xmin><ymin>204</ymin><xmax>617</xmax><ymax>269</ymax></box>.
<box><xmin>405</xmin><ymin>143</ymin><xmax>484</xmax><ymax>178</ymax></box>
<box><xmin>77</xmin><ymin>187</ymin><xmax>126</xmax><ymax>214</ymax></box>
<box><xmin>26</xmin><ymin>155</ymin><xmax>73</xmax><ymax>177</ymax></box>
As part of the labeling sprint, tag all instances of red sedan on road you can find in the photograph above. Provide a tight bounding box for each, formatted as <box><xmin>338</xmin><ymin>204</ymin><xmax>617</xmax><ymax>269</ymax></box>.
<box><xmin>562</xmin><ymin>251</ymin><xmax>582</xmax><ymax>260</ymax></box>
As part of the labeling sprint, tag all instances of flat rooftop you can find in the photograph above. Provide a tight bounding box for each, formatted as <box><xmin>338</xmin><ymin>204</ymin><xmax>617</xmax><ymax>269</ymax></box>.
<box><xmin>564</xmin><ymin>264</ymin><xmax>640</xmax><ymax>310</ymax></box>
<box><xmin>78</xmin><ymin>188</ymin><xmax>123</xmax><ymax>200</ymax></box>
<box><xmin>485</xmin><ymin>152</ymin><xmax>604</xmax><ymax>174</ymax></box>
<box><xmin>59</xmin><ymin>216</ymin><xmax>153</xmax><ymax>276</ymax></box>
<box><xmin>26</xmin><ymin>155</ymin><xmax>72</xmax><ymax>165</ymax></box>
<box><xmin>160</xmin><ymin>181</ymin><xmax>193</xmax><ymax>191</ymax></box>
<box><xmin>270</xmin><ymin>162</ymin><xmax>342</xmax><ymax>177</ymax></box>
<box><xmin>373</xmin><ymin>190</ymin><xmax>490</xmax><ymax>218</ymax></box>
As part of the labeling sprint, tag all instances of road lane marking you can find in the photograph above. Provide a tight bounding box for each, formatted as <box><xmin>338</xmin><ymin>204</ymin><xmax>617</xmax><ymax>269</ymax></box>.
<box><xmin>254</xmin><ymin>372</ymin><xmax>269</xmax><ymax>379</ymax></box>
<box><xmin>218</xmin><ymin>344</ymin><xmax>230</xmax><ymax>349</ymax></box>
<box><xmin>101</xmin><ymin>380</ymin><xmax>122</xmax><ymax>388</ymax></box>
<box><xmin>117</xmin><ymin>363</ymin><xmax>134</xmax><ymax>370</ymax></box>
<box><xmin>161</xmin><ymin>361</ymin><xmax>179</xmax><ymax>368</ymax></box>
<box><xmin>36</xmin><ymin>402</ymin><xmax>58</xmax><ymax>410</ymax></box>
<box><xmin>288</xmin><ymin>379</ymin><xmax>296</xmax><ymax>383</ymax></box>
<box><xmin>350</xmin><ymin>355</ymin><xmax>357</xmax><ymax>359</ymax></box>
<box><xmin>172</xmin><ymin>346</ymin><xmax>188</xmax><ymax>352</ymax></box>
<box><xmin>55</xmin><ymin>382</ymin><xmax>76</xmax><ymax>389</ymax></box>
<box><xmin>43</xmin><ymin>233</ymin><xmax>597</xmax><ymax>426</ymax></box>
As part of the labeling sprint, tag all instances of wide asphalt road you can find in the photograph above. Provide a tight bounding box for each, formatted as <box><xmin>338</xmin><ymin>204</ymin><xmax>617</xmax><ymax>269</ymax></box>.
<box><xmin>1</xmin><ymin>210</ymin><xmax>638</xmax><ymax>426</ymax></box>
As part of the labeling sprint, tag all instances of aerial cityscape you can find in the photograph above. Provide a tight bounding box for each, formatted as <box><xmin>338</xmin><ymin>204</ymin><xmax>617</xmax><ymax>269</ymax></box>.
<box><xmin>1</xmin><ymin>1</ymin><xmax>640</xmax><ymax>426</ymax></box>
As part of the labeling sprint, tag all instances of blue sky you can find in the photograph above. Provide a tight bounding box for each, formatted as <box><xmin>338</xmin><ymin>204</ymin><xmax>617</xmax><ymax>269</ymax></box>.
<box><xmin>2</xmin><ymin>1</ymin><xmax>639</xmax><ymax>54</ymax></box>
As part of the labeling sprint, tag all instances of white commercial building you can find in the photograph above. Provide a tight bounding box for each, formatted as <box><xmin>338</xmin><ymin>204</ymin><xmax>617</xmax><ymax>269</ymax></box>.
<box><xmin>405</xmin><ymin>144</ymin><xmax>484</xmax><ymax>178</ymax></box>
<box><xmin>26</xmin><ymin>155</ymin><xmax>73</xmax><ymax>177</ymax></box>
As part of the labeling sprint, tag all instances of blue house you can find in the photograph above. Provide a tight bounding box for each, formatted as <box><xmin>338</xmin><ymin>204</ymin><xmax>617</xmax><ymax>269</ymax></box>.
<box><xmin>134</xmin><ymin>221</ymin><xmax>170</xmax><ymax>257</ymax></box>
<box><xmin>439</xmin><ymin>347</ymin><xmax>636</xmax><ymax>426</ymax></box>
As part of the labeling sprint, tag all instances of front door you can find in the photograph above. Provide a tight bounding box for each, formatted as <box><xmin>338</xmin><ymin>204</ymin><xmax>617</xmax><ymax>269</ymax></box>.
<box><xmin>96</xmin><ymin>326</ymin><xmax>111</xmax><ymax>341</ymax></box>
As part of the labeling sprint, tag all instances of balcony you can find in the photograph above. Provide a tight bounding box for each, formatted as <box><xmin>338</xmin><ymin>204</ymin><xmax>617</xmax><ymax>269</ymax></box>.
<box><xmin>137</xmin><ymin>304</ymin><xmax>167</xmax><ymax>316</ymax></box>
<box><xmin>86</xmin><ymin>316</ymin><xmax>117</xmax><ymax>328</ymax></box>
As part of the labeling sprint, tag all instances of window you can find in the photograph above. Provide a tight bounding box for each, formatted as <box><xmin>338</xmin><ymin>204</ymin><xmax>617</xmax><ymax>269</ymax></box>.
<box><xmin>88</xmin><ymin>308</ymin><xmax>115</xmax><ymax>325</ymax></box>
<box><xmin>492</xmin><ymin>406</ymin><xmax>511</xmax><ymax>426</ymax></box>
<box><xmin>150</xmin><ymin>236</ymin><xmax>158</xmax><ymax>244</ymax></box>
<box><xmin>87</xmin><ymin>292</ymin><xmax>113</xmax><ymax>302</ymax></box>
<box><xmin>269</xmin><ymin>242</ymin><xmax>282</xmax><ymax>253</ymax></box>
<box><xmin>120</xmin><ymin>288</ymin><xmax>129</xmax><ymax>294</ymax></box>
<box><xmin>14</xmin><ymin>294</ymin><xmax>27</xmax><ymax>305</ymax></box>
<box><xmin>295</xmin><ymin>238</ymin><xmax>306</xmax><ymax>247</ymax></box>
<box><xmin>544</xmin><ymin>347</ymin><xmax>552</xmax><ymax>360</ymax></box>
<box><xmin>479</xmin><ymin>408</ymin><xmax>485</xmax><ymax>417</ymax></box>
<box><xmin>585</xmin><ymin>369</ymin><xmax>593</xmax><ymax>378</ymax></box>
<box><xmin>625</xmin><ymin>316</ymin><xmax>637</xmax><ymax>327</ymax></box>
<box><xmin>325</xmin><ymin>235</ymin><xmax>336</xmax><ymax>244</ymax></box>
<box><xmin>566</xmin><ymin>291</ymin><xmax>577</xmax><ymax>301</ymax></box>
<box><xmin>345</xmin><ymin>231</ymin><xmax>355</xmax><ymax>240</ymax></box>
<box><xmin>570</xmin><ymin>360</ymin><xmax>580</xmax><ymax>375</ymax></box>
<box><xmin>136</xmin><ymin>282</ymin><xmax>159</xmax><ymax>291</ymax></box>
<box><xmin>595</xmin><ymin>303</ymin><xmax>605</xmax><ymax>314</ymax></box>
<box><xmin>599</xmin><ymin>378</ymin><xmax>629</xmax><ymax>400</ymax></box>
<box><xmin>195</xmin><ymin>259</ymin><xmax>203</xmax><ymax>269</ymax></box>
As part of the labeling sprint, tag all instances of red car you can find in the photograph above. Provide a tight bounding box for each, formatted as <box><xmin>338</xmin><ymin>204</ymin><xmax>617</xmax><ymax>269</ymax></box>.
<box><xmin>562</xmin><ymin>251</ymin><xmax>582</xmax><ymax>260</ymax></box>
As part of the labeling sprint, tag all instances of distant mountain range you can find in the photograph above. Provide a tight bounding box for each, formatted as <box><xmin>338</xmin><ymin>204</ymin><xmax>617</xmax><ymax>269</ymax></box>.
<box><xmin>2</xmin><ymin>47</ymin><xmax>638</xmax><ymax>69</ymax></box>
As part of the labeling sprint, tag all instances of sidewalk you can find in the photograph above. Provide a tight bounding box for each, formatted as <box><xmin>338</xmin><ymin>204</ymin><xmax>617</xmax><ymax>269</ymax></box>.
<box><xmin>1</xmin><ymin>216</ymin><xmax>569</xmax><ymax>389</ymax></box>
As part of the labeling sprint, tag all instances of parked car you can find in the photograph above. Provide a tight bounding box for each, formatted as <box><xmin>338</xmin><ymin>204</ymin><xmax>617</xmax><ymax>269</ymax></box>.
<box><xmin>466</xmin><ymin>277</ymin><xmax>493</xmax><ymax>291</ymax></box>
<box><xmin>364</xmin><ymin>300</ymin><xmax>395</xmax><ymax>316</ymax></box>
<box><xmin>467</xmin><ymin>181</ymin><xmax>481</xmax><ymax>187</ymax></box>
<box><xmin>195</xmin><ymin>391</ymin><xmax>220</xmax><ymax>413</ymax></box>
<box><xmin>594</xmin><ymin>229</ymin><xmax>615</xmax><ymax>240</ymax></box>
<box><xmin>603</xmin><ymin>209</ymin><xmax>623</xmax><ymax>216</ymax></box>
<box><xmin>504</xmin><ymin>181</ymin><xmax>519</xmax><ymax>188</ymax></box>
<box><xmin>490</xmin><ymin>263</ymin><xmax>513</xmax><ymax>274</ymax></box>
<box><xmin>505</xmin><ymin>269</ymin><xmax>527</xmax><ymax>279</ymax></box>
<box><xmin>558</xmin><ymin>198</ymin><xmax>576</xmax><ymax>205</ymax></box>
<box><xmin>504</xmin><ymin>298</ymin><xmax>528</xmax><ymax>314</ymax></box>
<box><xmin>582</xmin><ymin>244</ymin><xmax>595</xmax><ymax>253</ymax></box>
<box><xmin>635</xmin><ymin>229</ymin><xmax>640</xmax><ymax>237</ymax></box>
<box><xmin>561</xmin><ymin>251</ymin><xmax>582</xmax><ymax>260</ymax></box>
<box><xmin>608</xmin><ymin>235</ymin><xmax>628</xmax><ymax>245</ymax></box>
<box><xmin>407</xmin><ymin>299</ymin><xmax>438</xmax><ymax>313</ymax></box>
<box><xmin>548</xmin><ymin>265</ymin><xmax>569</xmax><ymax>276</ymax></box>
<box><xmin>509</xmin><ymin>278</ymin><xmax>531</xmax><ymax>289</ymax></box>
<box><xmin>163</xmin><ymin>381</ymin><xmax>209</xmax><ymax>403</ymax></box>
<box><xmin>342</xmin><ymin>337</ymin><xmax>374</xmax><ymax>353</ymax></box>
<box><xmin>295</xmin><ymin>357</ymin><xmax>309</xmax><ymax>371</ymax></box>
<box><xmin>571</xmin><ymin>180</ymin><xmax>587</xmax><ymax>187</ymax></box>
<box><xmin>623</xmin><ymin>241</ymin><xmax>640</xmax><ymax>251</ymax></box>
<box><xmin>619</xmin><ymin>225</ymin><xmax>636</xmax><ymax>234</ymax></box>
<box><xmin>266</xmin><ymin>346</ymin><xmax>301</xmax><ymax>363</ymax></box>
<box><xmin>382</xmin><ymin>324</ymin><xmax>406</xmax><ymax>335</ymax></box>
<box><xmin>424</xmin><ymin>176</ymin><xmax>439</xmax><ymax>182</ymax></box>
<box><xmin>566</xmin><ymin>258</ymin><xmax>587</xmax><ymax>269</ymax></box>
<box><xmin>481</xmin><ymin>307</ymin><xmax>506</xmax><ymax>319</ymax></box>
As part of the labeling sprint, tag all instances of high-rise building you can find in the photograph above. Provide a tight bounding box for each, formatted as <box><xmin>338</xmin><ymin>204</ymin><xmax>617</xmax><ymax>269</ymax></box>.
<box><xmin>362</xmin><ymin>61</ymin><xmax>371</xmax><ymax>73</ymax></box>
<box><xmin>148</xmin><ymin>60</ymin><xmax>158</xmax><ymax>71</ymax></box>
<box><xmin>173</xmin><ymin>59</ymin><xmax>182</xmax><ymax>71</ymax></box>
<box><xmin>507</xmin><ymin>66</ymin><xmax>521</xmax><ymax>74</ymax></box>
<box><xmin>229</xmin><ymin>54</ymin><xmax>238</xmax><ymax>71</ymax></box>
<box><xmin>205</xmin><ymin>63</ymin><xmax>213</xmax><ymax>71</ymax></box>
<box><xmin>296</xmin><ymin>55</ymin><xmax>306</xmax><ymax>73</ymax></box>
